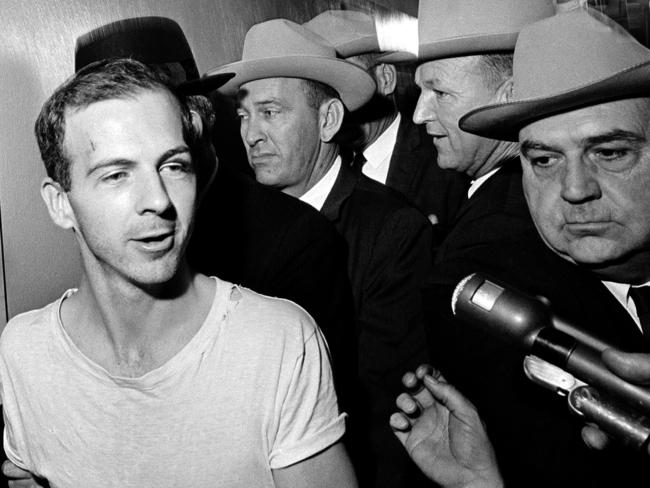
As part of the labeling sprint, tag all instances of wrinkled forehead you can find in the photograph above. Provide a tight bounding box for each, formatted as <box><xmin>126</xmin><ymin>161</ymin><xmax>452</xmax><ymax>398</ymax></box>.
<box><xmin>237</xmin><ymin>77</ymin><xmax>307</xmax><ymax>104</ymax></box>
<box><xmin>414</xmin><ymin>55</ymin><xmax>483</xmax><ymax>85</ymax></box>
<box><xmin>519</xmin><ymin>98</ymin><xmax>650</xmax><ymax>148</ymax></box>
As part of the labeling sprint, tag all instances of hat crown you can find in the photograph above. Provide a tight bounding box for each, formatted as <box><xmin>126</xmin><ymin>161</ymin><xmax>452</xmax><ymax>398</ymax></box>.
<box><xmin>513</xmin><ymin>8</ymin><xmax>650</xmax><ymax>100</ymax></box>
<box><xmin>417</xmin><ymin>0</ymin><xmax>555</xmax><ymax>60</ymax></box>
<box><xmin>304</xmin><ymin>10</ymin><xmax>378</xmax><ymax>57</ymax></box>
<box><xmin>242</xmin><ymin>19</ymin><xmax>336</xmax><ymax>61</ymax></box>
<box><xmin>75</xmin><ymin>16</ymin><xmax>199</xmax><ymax>80</ymax></box>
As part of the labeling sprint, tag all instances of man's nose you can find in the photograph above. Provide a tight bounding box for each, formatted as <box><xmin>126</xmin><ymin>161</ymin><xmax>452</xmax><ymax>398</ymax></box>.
<box><xmin>242</xmin><ymin>116</ymin><xmax>265</xmax><ymax>148</ymax></box>
<box><xmin>135</xmin><ymin>172</ymin><xmax>173</xmax><ymax>215</ymax></box>
<box><xmin>560</xmin><ymin>158</ymin><xmax>602</xmax><ymax>204</ymax></box>
<box><xmin>413</xmin><ymin>92</ymin><xmax>437</xmax><ymax>126</ymax></box>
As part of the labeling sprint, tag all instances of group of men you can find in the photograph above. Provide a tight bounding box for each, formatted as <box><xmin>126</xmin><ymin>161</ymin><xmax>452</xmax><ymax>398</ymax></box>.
<box><xmin>2</xmin><ymin>0</ymin><xmax>650</xmax><ymax>487</ymax></box>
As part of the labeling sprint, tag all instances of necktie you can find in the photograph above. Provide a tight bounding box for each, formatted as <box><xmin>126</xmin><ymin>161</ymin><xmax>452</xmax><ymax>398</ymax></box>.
<box><xmin>629</xmin><ymin>286</ymin><xmax>650</xmax><ymax>338</ymax></box>
<box><xmin>351</xmin><ymin>151</ymin><xmax>366</xmax><ymax>173</ymax></box>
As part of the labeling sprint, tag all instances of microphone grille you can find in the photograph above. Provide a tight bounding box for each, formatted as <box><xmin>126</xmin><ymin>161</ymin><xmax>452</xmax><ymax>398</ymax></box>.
<box><xmin>451</xmin><ymin>274</ymin><xmax>476</xmax><ymax>315</ymax></box>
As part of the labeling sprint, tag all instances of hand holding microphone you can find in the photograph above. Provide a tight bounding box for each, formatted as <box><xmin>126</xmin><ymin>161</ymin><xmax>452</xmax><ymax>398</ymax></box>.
<box><xmin>451</xmin><ymin>273</ymin><xmax>650</xmax><ymax>452</ymax></box>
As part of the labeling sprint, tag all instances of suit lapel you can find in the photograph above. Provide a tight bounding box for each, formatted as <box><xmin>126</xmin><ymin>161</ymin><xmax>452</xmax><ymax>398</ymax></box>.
<box><xmin>386</xmin><ymin>118</ymin><xmax>421</xmax><ymax>193</ymax></box>
<box><xmin>321</xmin><ymin>162</ymin><xmax>357</xmax><ymax>223</ymax></box>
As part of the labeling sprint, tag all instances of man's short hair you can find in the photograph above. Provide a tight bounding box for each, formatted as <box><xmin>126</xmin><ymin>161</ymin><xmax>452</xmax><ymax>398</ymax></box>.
<box><xmin>35</xmin><ymin>58</ymin><xmax>208</xmax><ymax>191</ymax></box>
<box><xmin>475</xmin><ymin>53</ymin><xmax>513</xmax><ymax>91</ymax></box>
<box><xmin>300</xmin><ymin>79</ymin><xmax>341</xmax><ymax>111</ymax></box>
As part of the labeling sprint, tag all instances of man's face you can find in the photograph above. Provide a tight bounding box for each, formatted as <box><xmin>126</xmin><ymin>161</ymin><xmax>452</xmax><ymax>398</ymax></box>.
<box><xmin>520</xmin><ymin>98</ymin><xmax>650</xmax><ymax>278</ymax></box>
<box><xmin>413</xmin><ymin>56</ymin><xmax>503</xmax><ymax>175</ymax></box>
<box><xmin>60</xmin><ymin>90</ymin><xmax>197</xmax><ymax>287</ymax></box>
<box><xmin>237</xmin><ymin>78</ymin><xmax>323</xmax><ymax>197</ymax></box>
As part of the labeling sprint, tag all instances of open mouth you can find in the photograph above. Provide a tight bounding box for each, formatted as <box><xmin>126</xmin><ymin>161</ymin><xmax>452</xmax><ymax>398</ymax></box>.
<box><xmin>134</xmin><ymin>232</ymin><xmax>175</xmax><ymax>252</ymax></box>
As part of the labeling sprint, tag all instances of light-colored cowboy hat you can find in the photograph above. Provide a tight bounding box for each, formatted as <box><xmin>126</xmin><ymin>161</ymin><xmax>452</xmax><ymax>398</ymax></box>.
<box><xmin>416</xmin><ymin>0</ymin><xmax>555</xmax><ymax>62</ymax></box>
<box><xmin>459</xmin><ymin>7</ymin><xmax>650</xmax><ymax>141</ymax></box>
<box><xmin>201</xmin><ymin>18</ymin><xmax>376</xmax><ymax>111</ymax></box>
<box><xmin>75</xmin><ymin>16</ymin><xmax>233</xmax><ymax>94</ymax></box>
<box><xmin>303</xmin><ymin>9</ymin><xmax>417</xmax><ymax>63</ymax></box>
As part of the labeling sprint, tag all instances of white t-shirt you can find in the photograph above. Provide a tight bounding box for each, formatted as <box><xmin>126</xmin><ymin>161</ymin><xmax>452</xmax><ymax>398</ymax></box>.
<box><xmin>0</xmin><ymin>278</ymin><xmax>345</xmax><ymax>488</ymax></box>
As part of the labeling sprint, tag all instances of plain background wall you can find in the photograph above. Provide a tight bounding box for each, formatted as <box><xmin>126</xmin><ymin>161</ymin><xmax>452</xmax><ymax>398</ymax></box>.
<box><xmin>0</xmin><ymin>0</ymin><xmax>416</xmax><ymax>328</ymax></box>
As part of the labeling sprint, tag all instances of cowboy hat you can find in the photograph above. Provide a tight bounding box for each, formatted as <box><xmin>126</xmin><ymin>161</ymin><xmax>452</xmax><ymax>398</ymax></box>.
<box><xmin>303</xmin><ymin>9</ymin><xmax>417</xmax><ymax>63</ymax></box>
<box><xmin>459</xmin><ymin>7</ymin><xmax>650</xmax><ymax>141</ymax></box>
<box><xmin>200</xmin><ymin>18</ymin><xmax>376</xmax><ymax>111</ymax></box>
<box><xmin>75</xmin><ymin>16</ymin><xmax>233</xmax><ymax>94</ymax></box>
<box><xmin>416</xmin><ymin>0</ymin><xmax>555</xmax><ymax>61</ymax></box>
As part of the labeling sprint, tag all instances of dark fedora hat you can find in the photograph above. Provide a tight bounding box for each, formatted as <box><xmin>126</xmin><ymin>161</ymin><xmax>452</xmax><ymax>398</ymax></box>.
<box><xmin>75</xmin><ymin>16</ymin><xmax>233</xmax><ymax>94</ymax></box>
<box><xmin>459</xmin><ymin>7</ymin><xmax>650</xmax><ymax>141</ymax></box>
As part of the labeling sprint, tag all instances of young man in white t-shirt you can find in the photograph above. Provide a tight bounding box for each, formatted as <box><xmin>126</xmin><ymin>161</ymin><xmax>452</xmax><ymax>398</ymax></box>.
<box><xmin>0</xmin><ymin>58</ymin><xmax>356</xmax><ymax>488</ymax></box>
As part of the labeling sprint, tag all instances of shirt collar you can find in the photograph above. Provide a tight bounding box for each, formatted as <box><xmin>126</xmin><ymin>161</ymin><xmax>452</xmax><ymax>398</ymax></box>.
<box><xmin>468</xmin><ymin>166</ymin><xmax>501</xmax><ymax>199</ymax></box>
<box><xmin>362</xmin><ymin>113</ymin><xmax>401</xmax><ymax>171</ymax></box>
<box><xmin>299</xmin><ymin>156</ymin><xmax>342</xmax><ymax>211</ymax></box>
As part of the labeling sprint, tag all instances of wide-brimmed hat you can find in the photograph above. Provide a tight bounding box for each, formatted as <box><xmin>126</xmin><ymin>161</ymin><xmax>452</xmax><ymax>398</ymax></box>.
<box><xmin>200</xmin><ymin>18</ymin><xmax>376</xmax><ymax>111</ymax></box>
<box><xmin>416</xmin><ymin>0</ymin><xmax>555</xmax><ymax>62</ymax></box>
<box><xmin>459</xmin><ymin>7</ymin><xmax>650</xmax><ymax>141</ymax></box>
<box><xmin>303</xmin><ymin>9</ymin><xmax>416</xmax><ymax>64</ymax></box>
<box><xmin>75</xmin><ymin>16</ymin><xmax>233</xmax><ymax>94</ymax></box>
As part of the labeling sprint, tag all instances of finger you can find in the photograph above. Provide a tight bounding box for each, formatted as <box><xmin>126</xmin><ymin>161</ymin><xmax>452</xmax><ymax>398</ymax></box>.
<box><xmin>423</xmin><ymin>374</ymin><xmax>479</xmax><ymax>421</ymax></box>
<box><xmin>581</xmin><ymin>424</ymin><xmax>611</xmax><ymax>450</ymax></box>
<box><xmin>2</xmin><ymin>460</ymin><xmax>31</xmax><ymax>479</ymax></box>
<box><xmin>396</xmin><ymin>392</ymin><xmax>421</xmax><ymax>418</ymax></box>
<box><xmin>402</xmin><ymin>371</ymin><xmax>423</xmax><ymax>395</ymax></box>
<box><xmin>427</xmin><ymin>214</ymin><xmax>439</xmax><ymax>225</ymax></box>
<box><xmin>602</xmin><ymin>349</ymin><xmax>650</xmax><ymax>384</ymax></box>
<box><xmin>409</xmin><ymin>365</ymin><xmax>439</xmax><ymax>409</ymax></box>
<box><xmin>389</xmin><ymin>411</ymin><xmax>412</xmax><ymax>432</ymax></box>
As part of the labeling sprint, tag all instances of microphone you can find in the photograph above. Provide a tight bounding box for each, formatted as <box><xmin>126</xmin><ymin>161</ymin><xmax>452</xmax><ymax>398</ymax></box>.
<box><xmin>451</xmin><ymin>273</ymin><xmax>650</xmax><ymax>414</ymax></box>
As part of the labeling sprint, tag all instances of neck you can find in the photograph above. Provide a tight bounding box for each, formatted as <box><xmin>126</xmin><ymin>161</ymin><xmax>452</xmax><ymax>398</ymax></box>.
<box><xmin>63</xmin><ymin>260</ymin><xmax>212</xmax><ymax>376</ymax></box>
<box><xmin>470</xmin><ymin>141</ymin><xmax>519</xmax><ymax>179</ymax></box>
<box><xmin>359</xmin><ymin>111</ymin><xmax>398</xmax><ymax>152</ymax></box>
<box><xmin>284</xmin><ymin>143</ymin><xmax>339</xmax><ymax>198</ymax></box>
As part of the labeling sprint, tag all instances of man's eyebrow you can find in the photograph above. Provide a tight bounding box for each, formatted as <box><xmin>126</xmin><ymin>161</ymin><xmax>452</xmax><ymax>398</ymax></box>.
<box><xmin>158</xmin><ymin>145</ymin><xmax>191</xmax><ymax>164</ymax></box>
<box><xmin>582</xmin><ymin>130</ymin><xmax>646</xmax><ymax>146</ymax></box>
<box><xmin>520</xmin><ymin>140</ymin><xmax>557</xmax><ymax>153</ymax></box>
<box><xmin>521</xmin><ymin>130</ymin><xmax>647</xmax><ymax>154</ymax></box>
<box><xmin>87</xmin><ymin>146</ymin><xmax>190</xmax><ymax>176</ymax></box>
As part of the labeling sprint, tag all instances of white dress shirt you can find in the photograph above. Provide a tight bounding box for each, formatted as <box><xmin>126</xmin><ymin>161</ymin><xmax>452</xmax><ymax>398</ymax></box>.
<box><xmin>360</xmin><ymin>113</ymin><xmax>401</xmax><ymax>185</ymax></box>
<box><xmin>467</xmin><ymin>166</ymin><xmax>501</xmax><ymax>199</ymax></box>
<box><xmin>602</xmin><ymin>280</ymin><xmax>650</xmax><ymax>333</ymax></box>
<box><xmin>299</xmin><ymin>156</ymin><xmax>342</xmax><ymax>211</ymax></box>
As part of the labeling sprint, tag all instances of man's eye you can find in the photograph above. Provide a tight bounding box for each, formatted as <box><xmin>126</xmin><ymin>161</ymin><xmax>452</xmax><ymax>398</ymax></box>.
<box><xmin>263</xmin><ymin>109</ymin><xmax>279</xmax><ymax>119</ymax></box>
<box><xmin>161</xmin><ymin>162</ymin><xmax>192</xmax><ymax>176</ymax></box>
<box><xmin>101</xmin><ymin>171</ymin><xmax>128</xmax><ymax>183</ymax></box>
<box><xmin>433</xmin><ymin>89</ymin><xmax>448</xmax><ymax>99</ymax></box>
<box><xmin>593</xmin><ymin>147</ymin><xmax>630</xmax><ymax>160</ymax></box>
<box><xmin>236</xmin><ymin>111</ymin><xmax>248</xmax><ymax>120</ymax></box>
<box><xmin>523</xmin><ymin>152</ymin><xmax>559</xmax><ymax>168</ymax></box>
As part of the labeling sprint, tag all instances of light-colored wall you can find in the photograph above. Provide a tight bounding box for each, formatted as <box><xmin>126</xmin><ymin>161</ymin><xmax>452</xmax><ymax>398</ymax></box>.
<box><xmin>0</xmin><ymin>0</ymin><xmax>415</xmax><ymax>327</ymax></box>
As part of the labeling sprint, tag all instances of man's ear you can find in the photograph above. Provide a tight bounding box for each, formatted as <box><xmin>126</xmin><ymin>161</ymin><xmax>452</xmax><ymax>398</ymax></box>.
<box><xmin>319</xmin><ymin>98</ymin><xmax>345</xmax><ymax>143</ymax></box>
<box><xmin>41</xmin><ymin>178</ymin><xmax>77</xmax><ymax>231</ymax></box>
<box><xmin>494</xmin><ymin>77</ymin><xmax>514</xmax><ymax>103</ymax></box>
<box><xmin>374</xmin><ymin>63</ymin><xmax>397</xmax><ymax>97</ymax></box>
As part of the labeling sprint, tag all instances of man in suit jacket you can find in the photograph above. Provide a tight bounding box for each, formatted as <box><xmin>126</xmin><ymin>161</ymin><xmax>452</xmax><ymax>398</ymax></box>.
<box><xmin>304</xmin><ymin>10</ymin><xmax>468</xmax><ymax>238</ymax></box>
<box><xmin>203</xmin><ymin>18</ymin><xmax>432</xmax><ymax>488</ymax></box>
<box><xmin>396</xmin><ymin>7</ymin><xmax>650</xmax><ymax>487</ymax></box>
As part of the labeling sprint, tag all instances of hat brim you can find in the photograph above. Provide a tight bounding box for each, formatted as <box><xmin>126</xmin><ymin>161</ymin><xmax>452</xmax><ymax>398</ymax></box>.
<box><xmin>178</xmin><ymin>72</ymin><xmax>235</xmax><ymax>95</ymax></box>
<box><xmin>202</xmin><ymin>55</ymin><xmax>376</xmax><ymax>111</ymax></box>
<box><xmin>459</xmin><ymin>60</ymin><xmax>650</xmax><ymax>142</ymax></box>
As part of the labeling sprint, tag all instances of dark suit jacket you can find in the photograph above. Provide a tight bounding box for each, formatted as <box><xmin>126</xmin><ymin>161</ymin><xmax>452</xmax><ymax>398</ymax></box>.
<box><xmin>425</xmin><ymin>159</ymin><xmax>650</xmax><ymax>487</ymax></box>
<box><xmin>187</xmin><ymin>165</ymin><xmax>356</xmax><ymax>410</ymax></box>
<box><xmin>386</xmin><ymin>117</ymin><xmax>468</xmax><ymax>235</ymax></box>
<box><xmin>321</xmin><ymin>163</ymin><xmax>432</xmax><ymax>488</ymax></box>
